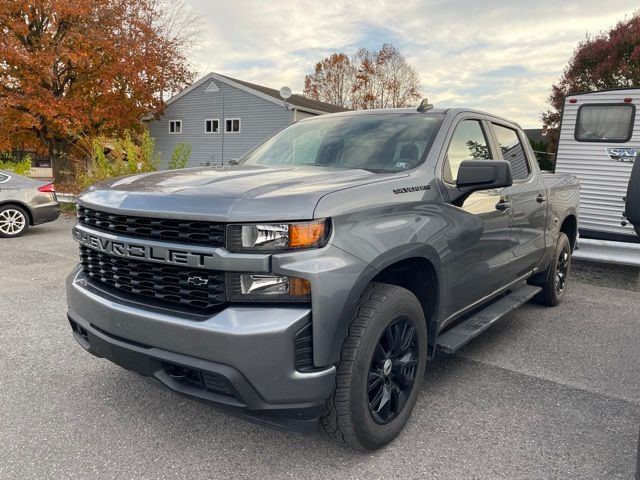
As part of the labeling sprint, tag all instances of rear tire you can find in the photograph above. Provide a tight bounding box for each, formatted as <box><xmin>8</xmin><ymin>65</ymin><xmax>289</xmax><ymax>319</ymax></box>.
<box><xmin>321</xmin><ymin>283</ymin><xmax>428</xmax><ymax>451</ymax></box>
<box><xmin>531</xmin><ymin>233</ymin><xmax>571</xmax><ymax>306</ymax></box>
<box><xmin>0</xmin><ymin>205</ymin><xmax>29</xmax><ymax>238</ymax></box>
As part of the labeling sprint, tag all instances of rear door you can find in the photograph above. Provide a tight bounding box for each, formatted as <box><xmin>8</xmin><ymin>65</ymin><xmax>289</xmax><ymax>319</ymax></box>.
<box><xmin>489</xmin><ymin>122</ymin><xmax>547</xmax><ymax>278</ymax></box>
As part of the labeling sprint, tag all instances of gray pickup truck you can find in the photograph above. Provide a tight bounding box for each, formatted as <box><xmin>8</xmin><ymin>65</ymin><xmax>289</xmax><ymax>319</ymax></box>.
<box><xmin>66</xmin><ymin>105</ymin><xmax>579</xmax><ymax>450</ymax></box>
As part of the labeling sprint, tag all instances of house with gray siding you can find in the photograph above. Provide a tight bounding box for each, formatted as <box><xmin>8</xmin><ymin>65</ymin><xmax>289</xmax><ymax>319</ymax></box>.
<box><xmin>148</xmin><ymin>72</ymin><xmax>346</xmax><ymax>169</ymax></box>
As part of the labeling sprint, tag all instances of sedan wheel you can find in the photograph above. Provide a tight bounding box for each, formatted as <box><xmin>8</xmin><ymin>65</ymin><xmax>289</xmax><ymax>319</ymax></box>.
<box><xmin>0</xmin><ymin>207</ymin><xmax>29</xmax><ymax>238</ymax></box>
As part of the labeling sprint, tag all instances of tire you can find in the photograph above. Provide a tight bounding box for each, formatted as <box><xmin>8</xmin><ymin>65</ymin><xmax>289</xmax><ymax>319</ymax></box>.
<box><xmin>532</xmin><ymin>232</ymin><xmax>571</xmax><ymax>306</ymax></box>
<box><xmin>625</xmin><ymin>157</ymin><xmax>640</xmax><ymax>238</ymax></box>
<box><xmin>321</xmin><ymin>283</ymin><xmax>428</xmax><ymax>451</ymax></box>
<box><xmin>0</xmin><ymin>205</ymin><xmax>29</xmax><ymax>238</ymax></box>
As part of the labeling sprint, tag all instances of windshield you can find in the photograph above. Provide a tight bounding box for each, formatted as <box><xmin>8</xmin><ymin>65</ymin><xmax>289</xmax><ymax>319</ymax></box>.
<box><xmin>240</xmin><ymin>113</ymin><xmax>444</xmax><ymax>173</ymax></box>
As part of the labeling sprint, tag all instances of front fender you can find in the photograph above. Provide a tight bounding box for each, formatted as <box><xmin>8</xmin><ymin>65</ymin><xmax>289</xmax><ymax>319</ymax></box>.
<box><xmin>272</xmin><ymin>241</ymin><xmax>445</xmax><ymax>368</ymax></box>
<box><xmin>325</xmin><ymin>242</ymin><xmax>445</xmax><ymax>363</ymax></box>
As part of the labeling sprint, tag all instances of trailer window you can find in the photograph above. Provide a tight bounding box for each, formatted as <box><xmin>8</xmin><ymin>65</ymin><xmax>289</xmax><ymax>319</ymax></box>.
<box><xmin>575</xmin><ymin>104</ymin><xmax>635</xmax><ymax>142</ymax></box>
<box><xmin>492</xmin><ymin>124</ymin><xmax>530</xmax><ymax>180</ymax></box>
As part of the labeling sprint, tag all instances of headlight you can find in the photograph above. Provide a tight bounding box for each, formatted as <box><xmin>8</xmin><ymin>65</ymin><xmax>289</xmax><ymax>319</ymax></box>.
<box><xmin>226</xmin><ymin>273</ymin><xmax>311</xmax><ymax>302</ymax></box>
<box><xmin>226</xmin><ymin>219</ymin><xmax>329</xmax><ymax>252</ymax></box>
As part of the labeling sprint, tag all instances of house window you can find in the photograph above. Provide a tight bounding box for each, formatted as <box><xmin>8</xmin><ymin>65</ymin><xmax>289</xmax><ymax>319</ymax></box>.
<box><xmin>169</xmin><ymin>120</ymin><xmax>182</xmax><ymax>134</ymax></box>
<box><xmin>205</xmin><ymin>119</ymin><xmax>219</xmax><ymax>133</ymax></box>
<box><xmin>575</xmin><ymin>104</ymin><xmax>635</xmax><ymax>142</ymax></box>
<box><xmin>225</xmin><ymin>118</ymin><xmax>241</xmax><ymax>133</ymax></box>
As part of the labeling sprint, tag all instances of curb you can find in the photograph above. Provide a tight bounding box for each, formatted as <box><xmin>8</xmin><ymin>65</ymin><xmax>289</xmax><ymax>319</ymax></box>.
<box><xmin>57</xmin><ymin>193</ymin><xmax>77</xmax><ymax>204</ymax></box>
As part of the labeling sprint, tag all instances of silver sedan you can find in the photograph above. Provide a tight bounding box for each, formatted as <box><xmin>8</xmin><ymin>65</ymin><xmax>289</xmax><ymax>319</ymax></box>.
<box><xmin>0</xmin><ymin>170</ymin><xmax>60</xmax><ymax>238</ymax></box>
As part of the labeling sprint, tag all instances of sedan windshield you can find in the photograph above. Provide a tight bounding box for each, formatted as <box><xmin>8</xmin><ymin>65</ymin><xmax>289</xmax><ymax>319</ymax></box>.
<box><xmin>240</xmin><ymin>113</ymin><xmax>444</xmax><ymax>173</ymax></box>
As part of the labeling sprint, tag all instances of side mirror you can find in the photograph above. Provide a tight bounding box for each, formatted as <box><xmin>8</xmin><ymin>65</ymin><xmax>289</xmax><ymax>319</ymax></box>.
<box><xmin>450</xmin><ymin>160</ymin><xmax>513</xmax><ymax>205</ymax></box>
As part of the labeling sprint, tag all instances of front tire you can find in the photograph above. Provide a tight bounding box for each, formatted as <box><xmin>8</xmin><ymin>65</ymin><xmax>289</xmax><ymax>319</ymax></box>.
<box><xmin>532</xmin><ymin>232</ymin><xmax>571</xmax><ymax>306</ymax></box>
<box><xmin>321</xmin><ymin>283</ymin><xmax>428</xmax><ymax>451</ymax></box>
<box><xmin>0</xmin><ymin>205</ymin><xmax>29</xmax><ymax>238</ymax></box>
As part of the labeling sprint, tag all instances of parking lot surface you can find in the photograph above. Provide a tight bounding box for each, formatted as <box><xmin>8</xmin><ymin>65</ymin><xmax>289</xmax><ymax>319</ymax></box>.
<box><xmin>1</xmin><ymin>218</ymin><xmax>639</xmax><ymax>479</ymax></box>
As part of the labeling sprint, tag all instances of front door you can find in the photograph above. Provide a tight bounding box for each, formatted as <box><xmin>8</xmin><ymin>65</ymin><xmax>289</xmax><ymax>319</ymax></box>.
<box><xmin>439</xmin><ymin>118</ymin><xmax>514</xmax><ymax>318</ymax></box>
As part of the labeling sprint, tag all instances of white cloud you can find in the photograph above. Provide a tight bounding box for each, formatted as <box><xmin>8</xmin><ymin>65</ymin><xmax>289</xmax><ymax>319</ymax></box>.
<box><xmin>185</xmin><ymin>0</ymin><xmax>638</xmax><ymax>127</ymax></box>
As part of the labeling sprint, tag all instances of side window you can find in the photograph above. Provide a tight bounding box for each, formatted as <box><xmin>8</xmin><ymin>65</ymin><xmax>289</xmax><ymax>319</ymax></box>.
<box><xmin>443</xmin><ymin>120</ymin><xmax>491</xmax><ymax>184</ymax></box>
<box><xmin>492</xmin><ymin>124</ymin><xmax>530</xmax><ymax>180</ymax></box>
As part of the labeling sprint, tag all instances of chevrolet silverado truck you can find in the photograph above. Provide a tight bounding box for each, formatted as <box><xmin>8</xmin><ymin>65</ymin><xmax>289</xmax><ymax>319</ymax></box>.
<box><xmin>66</xmin><ymin>105</ymin><xmax>580</xmax><ymax>450</ymax></box>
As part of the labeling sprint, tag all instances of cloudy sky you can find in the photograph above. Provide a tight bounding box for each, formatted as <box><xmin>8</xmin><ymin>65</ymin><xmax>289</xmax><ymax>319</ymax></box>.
<box><xmin>185</xmin><ymin>0</ymin><xmax>637</xmax><ymax>128</ymax></box>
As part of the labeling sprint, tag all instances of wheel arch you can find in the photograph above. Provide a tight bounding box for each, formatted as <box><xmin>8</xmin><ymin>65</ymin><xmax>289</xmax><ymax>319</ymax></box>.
<box><xmin>560</xmin><ymin>213</ymin><xmax>578</xmax><ymax>251</ymax></box>
<box><xmin>326</xmin><ymin>243</ymin><xmax>443</xmax><ymax>365</ymax></box>
<box><xmin>370</xmin><ymin>257</ymin><xmax>440</xmax><ymax>346</ymax></box>
<box><xmin>0</xmin><ymin>201</ymin><xmax>34</xmax><ymax>225</ymax></box>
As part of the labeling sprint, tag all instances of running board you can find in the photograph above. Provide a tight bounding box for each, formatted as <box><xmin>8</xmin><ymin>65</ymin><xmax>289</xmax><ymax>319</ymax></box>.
<box><xmin>436</xmin><ymin>284</ymin><xmax>542</xmax><ymax>354</ymax></box>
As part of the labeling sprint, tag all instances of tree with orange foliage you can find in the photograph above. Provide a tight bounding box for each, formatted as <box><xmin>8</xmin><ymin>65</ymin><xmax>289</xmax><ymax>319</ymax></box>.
<box><xmin>0</xmin><ymin>0</ymin><xmax>198</xmax><ymax>181</ymax></box>
<box><xmin>304</xmin><ymin>44</ymin><xmax>422</xmax><ymax>110</ymax></box>
<box><xmin>303</xmin><ymin>53</ymin><xmax>355</xmax><ymax>109</ymax></box>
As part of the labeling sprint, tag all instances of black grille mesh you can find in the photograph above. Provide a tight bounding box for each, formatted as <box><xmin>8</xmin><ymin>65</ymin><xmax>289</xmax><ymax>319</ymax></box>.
<box><xmin>77</xmin><ymin>206</ymin><xmax>225</xmax><ymax>246</ymax></box>
<box><xmin>162</xmin><ymin>362</ymin><xmax>235</xmax><ymax>397</ymax></box>
<box><xmin>80</xmin><ymin>246</ymin><xmax>226</xmax><ymax>311</ymax></box>
<box><xmin>294</xmin><ymin>323</ymin><xmax>314</xmax><ymax>372</ymax></box>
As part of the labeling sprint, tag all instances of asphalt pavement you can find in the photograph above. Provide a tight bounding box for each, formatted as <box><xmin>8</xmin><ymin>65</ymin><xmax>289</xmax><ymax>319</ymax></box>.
<box><xmin>1</xmin><ymin>218</ymin><xmax>639</xmax><ymax>479</ymax></box>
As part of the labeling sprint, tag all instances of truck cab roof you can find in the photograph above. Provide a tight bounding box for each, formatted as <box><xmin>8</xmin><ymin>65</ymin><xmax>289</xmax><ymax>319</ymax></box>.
<box><xmin>309</xmin><ymin>107</ymin><xmax>524</xmax><ymax>130</ymax></box>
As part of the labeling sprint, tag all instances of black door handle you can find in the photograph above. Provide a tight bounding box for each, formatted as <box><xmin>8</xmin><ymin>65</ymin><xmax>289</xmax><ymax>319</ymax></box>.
<box><xmin>495</xmin><ymin>200</ymin><xmax>512</xmax><ymax>211</ymax></box>
<box><xmin>537</xmin><ymin>194</ymin><xmax>547</xmax><ymax>203</ymax></box>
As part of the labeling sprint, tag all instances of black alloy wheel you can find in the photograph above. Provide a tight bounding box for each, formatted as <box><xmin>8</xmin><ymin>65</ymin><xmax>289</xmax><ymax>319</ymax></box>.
<box><xmin>367</xmin><ymin>316</ymin><xmax>419</xmax><ymax>424</ymax></box>
<box><xmin>555</xmin><ymin>243</ymin><xmax>570</xmax><ymax>295</ymax></box>
<box><xmin>321</xmin><ymin>283</ymin><xmax>428</xmax><ymax>450</ymax></box>
<box><xmin>530</xmin><ymin>232</ymin><xmax>571</xmax><ymax>306</ymax></box>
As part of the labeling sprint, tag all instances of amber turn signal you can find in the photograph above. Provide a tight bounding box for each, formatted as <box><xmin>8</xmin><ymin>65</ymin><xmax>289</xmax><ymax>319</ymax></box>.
<box><xmin>289</xmin><ymin>221</ymin><xmax>326</xmax><ymax>248</ymax></box>
<box><xmin>288</xmin><ymin>277</ymin><xmax>311</xmax><ymax>296</ymax></box>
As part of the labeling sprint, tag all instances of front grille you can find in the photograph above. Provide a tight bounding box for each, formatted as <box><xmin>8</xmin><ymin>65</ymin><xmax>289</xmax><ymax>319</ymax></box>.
<box><xmin>77</xmin><ymin>206</ymin><xmax>225</xmax><ymax>247</ymax></box>
<box><xmin>80</xmin><ymin>246</ymin><xmax>226</xmax><ymax>312</ymax></box>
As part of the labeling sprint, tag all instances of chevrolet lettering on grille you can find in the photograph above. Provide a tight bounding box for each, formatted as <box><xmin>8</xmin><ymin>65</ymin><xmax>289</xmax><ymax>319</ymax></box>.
<box><xmin>72</xmin><ymin>226</ymin><xmax>218</xmax><ymax>269</ymax></box>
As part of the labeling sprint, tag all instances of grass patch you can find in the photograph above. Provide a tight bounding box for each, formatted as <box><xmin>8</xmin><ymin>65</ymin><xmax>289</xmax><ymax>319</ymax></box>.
<box><xmin>59</xmin><ymin>202</ymin><xmax>77</xmax><ymax>215</ymax></box>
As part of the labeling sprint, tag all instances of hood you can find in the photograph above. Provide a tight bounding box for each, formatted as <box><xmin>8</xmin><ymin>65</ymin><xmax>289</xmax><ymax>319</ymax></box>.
<box><xmin>79</xmin><ymin>165</ymin><xmax>400</xmax><ymax>221</ymax></box>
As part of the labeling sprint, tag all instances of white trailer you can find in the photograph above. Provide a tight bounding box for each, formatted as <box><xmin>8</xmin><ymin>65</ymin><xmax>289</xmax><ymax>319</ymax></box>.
<box><xmin>555</xmin><ymin>88</ymin><xmax>640</xmax><ymax>266</ymax></box>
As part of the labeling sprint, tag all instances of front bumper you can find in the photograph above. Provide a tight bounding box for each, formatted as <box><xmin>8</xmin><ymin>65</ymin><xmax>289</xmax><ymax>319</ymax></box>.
<box><xmin>66</xmin><ymin>267</ymin><xmax>336</xmax><ymax>432</ymax></box>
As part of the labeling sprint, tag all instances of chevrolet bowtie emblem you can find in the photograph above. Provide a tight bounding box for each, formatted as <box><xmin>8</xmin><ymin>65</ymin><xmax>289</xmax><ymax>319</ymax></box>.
<box><xmin>187</xmin><ymin>276</ymin><xmax>209</xmax><ymax>287</ymax></box>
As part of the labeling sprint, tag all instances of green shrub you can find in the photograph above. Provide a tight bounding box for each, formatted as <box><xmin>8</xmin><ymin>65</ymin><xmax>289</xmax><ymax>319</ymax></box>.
<box><xmin>168</xmin><ymin>143</ymin><xmax>191</xmax><ymax>169</ymax></box>
<box><xmin>80</xmin><ymin>130</ymin><xmax>159</xmax><ymax>187</ymax></box>
<box><xmin>0</xmin><ymin>154</ymin><xmax>32</xmax><ymax>176</ymax></box>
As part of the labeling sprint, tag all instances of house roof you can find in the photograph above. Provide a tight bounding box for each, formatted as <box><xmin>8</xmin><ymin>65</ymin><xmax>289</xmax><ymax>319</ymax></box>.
<box><xmin>524</xmin><ymin>128</ymin><xmax>547</xmax><ymax>144</ymax></box>
<box><xmin>164</xmin><ymin>72</ymin><xmax>349</xmax><ymax>114</ymax></box>
<box><xmin>219</xmin><ymin>75</ymin><xmax>349</xmax><ymax>113</ymax></box>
